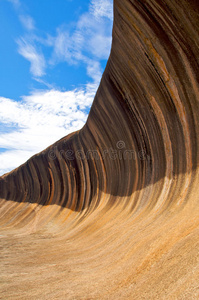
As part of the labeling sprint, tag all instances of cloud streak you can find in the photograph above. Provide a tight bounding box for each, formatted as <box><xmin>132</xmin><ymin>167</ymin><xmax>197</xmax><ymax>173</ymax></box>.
<box><xmin>90</xmin><ymin>0</ymin><xmax>113</xmax><ymax>20</ymax></box>
<box><xmin>19</xmin><ymin>15</ymin><xmax>35</xmax><ymax>31</ymax></box>
<box><xmin>50</xmin><ymin>0</ymin><xmax>113</xmax><ymax>83</ymax></box>
<box><xmin>17</xmin><ymin>38</ymin><xmax>46</xmax><ymax>77</ymax></box>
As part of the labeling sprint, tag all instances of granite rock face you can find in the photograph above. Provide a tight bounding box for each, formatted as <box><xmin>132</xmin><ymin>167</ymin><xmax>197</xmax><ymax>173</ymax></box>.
<box><xmin>0</xmin><ymin>0</ymin><xmax>199</xmax><ymax>299</ymax></box>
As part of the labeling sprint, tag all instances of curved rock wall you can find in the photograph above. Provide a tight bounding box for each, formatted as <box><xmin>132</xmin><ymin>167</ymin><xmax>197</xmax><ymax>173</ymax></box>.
<box><xmin>0</xmin><ymin>0</ymin><xmax>199</xmax><ymax>299</ymax></box>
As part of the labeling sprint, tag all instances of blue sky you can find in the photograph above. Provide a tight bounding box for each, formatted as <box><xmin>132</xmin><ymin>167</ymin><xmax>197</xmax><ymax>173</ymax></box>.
<box><xmin>0</xmin><ymin>0</ymin><xmax>113</xmax><ymax>175</ymax></box>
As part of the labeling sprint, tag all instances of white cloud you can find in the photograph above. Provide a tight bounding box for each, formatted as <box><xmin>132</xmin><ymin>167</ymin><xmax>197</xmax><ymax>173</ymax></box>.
<box><xmin>89</xmin><ymin>34</ymin><xmax>112</xmax><ymax>59</ymax></box>
<box><xmin>0</xmin><ymin>85</ymin><xmax>96</xmax><ymax>175</ymax></box>
<box><xmin>90</xmin><ymin>0</ymin><xmax>113</xmax><ymax>20</ymax></box>
<box><xmin>19</xmin><ymin>15</ymin><xmax>35</xmax><ymax>31</ymax></box>
<box><xmin>86</xmin><ymin>60</ymin><xmax>102</xmax><ymax>83</ymax></box>
<box><xmin>17</xmin><ymin>38</ymin><xmax>46</xmax><ymax>77</ymax></box>
<box><xmin>49</xmin><ymin>0</ymin><xmax>113</xmax><ymax>83</ymax></box>
<box><xmin>50</xmin><ymin>29</ymin><xmax>84</xmax><ymax>65</ymax></box>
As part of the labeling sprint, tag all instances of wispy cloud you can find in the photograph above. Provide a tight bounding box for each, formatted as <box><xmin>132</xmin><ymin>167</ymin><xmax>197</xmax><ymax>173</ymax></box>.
<box><xmin>50</xmin><ymin>29</ymin><xmax>83</xmax><ymax>65</ymax></box>
<box><xmin>7</xmin><ymin>0</ymin><xmax>35</xmax><ymax>31</ymax></box>
<box><xmin>49</xmin><ymin>0</ymin><xmax>113</xmax><ymax>83</ymax></box>
<box><xmin>86</xmin><ymin>60</ymin><xmax>102</xmax><ymax>83</ymax></box>
<box><xmin>19</xmin><ymin>15</ymin><xmax>35</xmax><ymax>31</ymax></box>
<box><xmin>17</xmin><ymin>38</ymin><xmax>46</xmax><ymax>77</ymax></box>
<box><xmin>0</xmin><ymin>84</ymin><xmax>96</xmax><ymax>175</ymax></box>
<box><xmin>7</xmin><ymin>0</ymin><xmax>44</xmax><ymax>77</ymax></box>
<box><xmin>90</xmin><ymin>0</ymin><xmax>113</xmax><ymax>20</ymax></box>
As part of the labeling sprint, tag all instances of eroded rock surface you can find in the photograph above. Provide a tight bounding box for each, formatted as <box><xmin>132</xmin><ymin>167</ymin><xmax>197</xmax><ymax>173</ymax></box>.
<box><xmin>1</xmin><ymin>0</ymin><xmax>199</xmax><ymax>299</ymax></box>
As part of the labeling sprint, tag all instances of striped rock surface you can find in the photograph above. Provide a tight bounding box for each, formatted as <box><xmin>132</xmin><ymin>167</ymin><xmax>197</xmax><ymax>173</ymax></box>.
<box><xmin>1</xmin><ymin>0</ymin><xmax>199</xmax><ymax>299</ymax></box>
